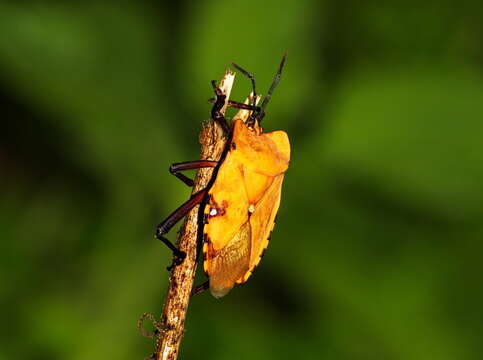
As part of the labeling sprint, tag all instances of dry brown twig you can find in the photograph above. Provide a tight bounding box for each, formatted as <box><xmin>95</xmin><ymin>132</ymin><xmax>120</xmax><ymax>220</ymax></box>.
<box><xmin>148</xmin><ymin>70</ymin><xmax>236</xmax><ymax>360</ymax></box>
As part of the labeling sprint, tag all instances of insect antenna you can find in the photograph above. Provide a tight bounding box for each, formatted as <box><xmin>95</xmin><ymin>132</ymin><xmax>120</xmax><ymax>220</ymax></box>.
<box><xmin>231</xmin><ymin>61</ymin><xmax>261</xmax><ymax>127</ymax></box>
<box><xmin>231</xmin><ymin>54</ymin><xmax>287</xmax><ymax>126</ymax></box>
<box><xmin>257</xmin><ymin>53</ymin><xmax>287</xmax><ymax>122</ymax></box>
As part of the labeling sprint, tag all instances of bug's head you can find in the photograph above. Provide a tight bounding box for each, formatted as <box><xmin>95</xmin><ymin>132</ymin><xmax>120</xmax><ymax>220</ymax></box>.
<box><xmin>246</xmin><ymin>104</ymin><xmax>265</xmax><ymax>129</ymax></box>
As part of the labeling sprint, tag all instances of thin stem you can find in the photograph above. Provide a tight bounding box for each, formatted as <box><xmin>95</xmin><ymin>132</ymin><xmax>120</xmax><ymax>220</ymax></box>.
<box><xmin>153</xmin><ymin>71</ymin><xmax>234</xmax><ymax>360</ymax></box>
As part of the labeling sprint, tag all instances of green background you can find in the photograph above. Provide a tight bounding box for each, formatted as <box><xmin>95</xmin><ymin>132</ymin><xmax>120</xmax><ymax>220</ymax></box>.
<box><xmin>1</xmin><ymin>1</ymin><xmax>482</xmax><ymax>359</ymax></box>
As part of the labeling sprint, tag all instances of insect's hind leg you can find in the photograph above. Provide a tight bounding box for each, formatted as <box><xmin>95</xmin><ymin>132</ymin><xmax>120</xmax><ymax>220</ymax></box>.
<box><xmin>191</xmin><ymin>281</ymin><xmax>209</xmax><ymax>297</ymax></box>
<box><xmin>170</xmin><ymin>160</ymin><xmax>217</xmax><ymax>187</ymax></box>
<box><xmin>156</xmin><ymin>189</ymin><xmax>207</xmax><ymax>270</ymax></box>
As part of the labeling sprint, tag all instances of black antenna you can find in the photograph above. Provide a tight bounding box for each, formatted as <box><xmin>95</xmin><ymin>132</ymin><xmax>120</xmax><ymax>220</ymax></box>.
<box><xmin>257</xmin><ymin>53</ymin><xmax>287</xmax><ymax>121</ymax></box>
<box><xmin>230</xmin><ymin>61</ymin><xmax>257</xmax><ymax>110</ymax></box>
<box><xmin>231</xmin><ymin>54</ymin><xmax>287</xmax><ymax>126</ymax></box>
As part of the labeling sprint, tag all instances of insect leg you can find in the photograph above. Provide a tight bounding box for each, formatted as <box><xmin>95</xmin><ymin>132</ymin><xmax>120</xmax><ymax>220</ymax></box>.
<box><xmin>156</xmin><ymin>189</ymin><xmax>207</xmax><ymax>270</ymax></box>
<box><xmin>210</xmin><ymin>80</ymin><xmax>230</xmax><ymax>134</ymax></box>
<box><xmin>191</xmin><ymin>281</ymin><xmax>209</xmax><ymax>297</ymax></box>
<box><xmin>170</xmin><ymin>160</ymin><xmax>218</xmax><ymax>187</ymax></box>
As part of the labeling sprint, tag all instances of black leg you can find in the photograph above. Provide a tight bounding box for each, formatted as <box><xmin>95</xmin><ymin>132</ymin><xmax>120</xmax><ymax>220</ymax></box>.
<box><xmin>156</xmin><ymin>189</ymin><xmax>207</xmax><ymax>270</ymax></box>
<box><xmin>170</xmin><ymin>160</ymin><xmax>218</xmax><ymax>187</ymax></box>
<box><xmin>210</xmin><ymin>80</ymin><xmax>230</xmax><ymax>134</ymax></box>
<box><xmin>191</xmin><ymin>280</ymin><xmax>209</xmax><ymax>297</ymax></box>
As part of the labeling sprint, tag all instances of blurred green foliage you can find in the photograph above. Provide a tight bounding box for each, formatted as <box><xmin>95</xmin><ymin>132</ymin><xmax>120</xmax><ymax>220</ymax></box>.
<box><xmin>1</xmin><ymin>1</ymin><xmax>482</xmax><ymax>359</ymax></box>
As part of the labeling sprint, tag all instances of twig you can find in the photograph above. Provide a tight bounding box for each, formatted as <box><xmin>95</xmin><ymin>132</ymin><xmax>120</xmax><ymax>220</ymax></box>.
<box><xmin>154</xmin><ymin>71</ymin><xmax>235</xmax><ymax>360</ymax></box>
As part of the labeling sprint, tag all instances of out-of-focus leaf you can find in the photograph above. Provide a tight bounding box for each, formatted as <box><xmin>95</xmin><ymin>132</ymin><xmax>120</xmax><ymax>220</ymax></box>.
<box><xmin>322</xmin><ymin>67</ymin><xmax>483</xmax><ymax>221</ymax></box>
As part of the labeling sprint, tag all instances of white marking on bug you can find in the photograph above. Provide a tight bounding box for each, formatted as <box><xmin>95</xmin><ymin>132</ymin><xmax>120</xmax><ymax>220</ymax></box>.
<box><xmin>209</xmin><ymin>208</ymin><xmax>218</xmax><ymax>216</ymax></box>
<box><xmin>248</xmin><ymin>204</ymin><xmax>255</xmax><ymax>213</ymax></box>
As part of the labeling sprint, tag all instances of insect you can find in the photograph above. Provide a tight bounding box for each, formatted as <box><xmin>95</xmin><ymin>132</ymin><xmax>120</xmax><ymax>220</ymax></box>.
<box><xmin>155</xmin><ymin>55</ymin><xmax>290</xmax><ymax>298</ymax></box>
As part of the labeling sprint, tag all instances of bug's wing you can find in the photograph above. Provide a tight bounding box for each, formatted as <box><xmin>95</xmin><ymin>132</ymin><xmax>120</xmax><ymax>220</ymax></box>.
<box><xmin>206</xmin><ymin>221</ymin><xmax>251</xmax><ymax>298</ymax></box>
<box><xmin>204</xmin><ymin>155</ymin><xmax>248</xmax><ymax>250</ymax></box>
<box><xmin>204</xmin><ymin>152</ymin><xmax>252</xmax><ymax>298</ymax></box>
<box><xmin>237</xmin><ymin>173</ymin><xmax>285</xmax><ymax>284</ymax></box>
<box><xmin>204</xmin><ymin>122</ymin><xmax>291</xmax><ymax>296</ymax></box>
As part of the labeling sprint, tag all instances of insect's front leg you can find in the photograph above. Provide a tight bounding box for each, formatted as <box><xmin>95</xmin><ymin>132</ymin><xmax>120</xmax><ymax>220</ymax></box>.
<box><xmin>156</xmin><ymin>189</ymin><xmax>207</xmax><ymax>270</ymax></box>
<box><xmin>169</xmin><ymin>160</ymin><xmax>217</xmax><ymax>187</ymax></box>
<box><xmin>210</xmin><ymin>80</ymin><xmax>230</xmax><ymax>134</ymax></box>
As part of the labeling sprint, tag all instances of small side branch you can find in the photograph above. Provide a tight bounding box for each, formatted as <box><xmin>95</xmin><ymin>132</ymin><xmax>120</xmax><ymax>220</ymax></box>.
<box><xmin>154</xmin><ymin>71</ymin><xmax>234</xmax><ymax>360</ymax></box>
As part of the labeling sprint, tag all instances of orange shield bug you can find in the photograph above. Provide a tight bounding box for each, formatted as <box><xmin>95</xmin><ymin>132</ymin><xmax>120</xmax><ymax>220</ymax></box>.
<box><xmin>155</xmin><ymin>55</ymin><xmax>290</xmax><ymax>298</ymax></box>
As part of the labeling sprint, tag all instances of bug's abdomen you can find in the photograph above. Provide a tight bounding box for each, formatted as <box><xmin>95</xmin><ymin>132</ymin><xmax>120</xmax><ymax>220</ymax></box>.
<box><xmin>205</xmin><ymin>221</ymin><xmax>251</xmax><ymax>298</ymax></box>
